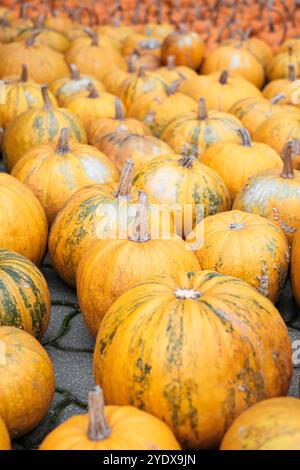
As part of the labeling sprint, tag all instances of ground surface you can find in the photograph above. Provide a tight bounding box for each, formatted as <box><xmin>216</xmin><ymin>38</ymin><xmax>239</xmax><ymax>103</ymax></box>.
<box><xmin>1</xmin><ymin>164</ymin><xmax>299</xmax><ymax>449</ymax></box>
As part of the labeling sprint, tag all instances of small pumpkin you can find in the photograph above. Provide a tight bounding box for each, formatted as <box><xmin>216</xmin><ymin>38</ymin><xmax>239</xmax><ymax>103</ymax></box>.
<box><xmin>16</xmin><ymin>27</ymin><xmax>71</xmax><ymax>54</ymax></box>
<box><xmin>291</xmin><ymin>229</ymin><xmax>300</xmax><ymax>307</ymax></box>
<box><xmin>189</xmin><ymin>210</ymin><xmax>289</xmax><ymax>303</ymax></box>
<box><xmin>49</xmin><ymin>63</ymin><xmax>105</xmax><ymax>107</ymax></box>
<box><xmin>88</xmin><ymin>98</ymin><xmax>151</xmax><ymax>145</ymax></box>
<box><xmin>122</xmin><ymin>32</ymin><xmax>162</xmax><ymax>59</ymax></box>
<box><xmin>156</xmin><ymin>55</ymin><xmax>198</xmax><ymax>85</ymax></box>
<box><xmin>134</xmin><ymin>153</ymin><xmax>230</xmax><ymax>236</ymax></box>
<box><xmin>0</xmin><ymin>31</ymin><xmax>69</xmax><ymax>84</ymax></box>
<box><xmin>0</xmin><ymin>416</ymin><xmax>10</xmax><ymax>451</ymax></box>
<box><xmin>263</xmin><ymin>64</ymin><xmax>298</xmax><ymax>104</ymax></box>
<box><xmin>201</xmin><ymin>45</ymin><xmax>265</xmax><ymax>88</ymax></box>
<box><xmin>12</xmin><ymin>128</ymin><xmax>118</xmax><ymax>225</ymax></box>
<box><xmin>102</xmin><ymin>55</ymin><xmax>137</xmax><ymax>95</ymax></box>
<box><xmin>220</xmin><ymin>397</ymin><xmax>300</xmax><ymax>450</ymax></box>
<box><xmin>266</xmin><ymin>46</ymin><xmax>300</xmax><ymax>81</ymax></box>
<box><xmin>94</xmin><ymin>270</ymin><xmax>292</xmax><ymax>449</ymax></box>
<box><xmin>0</xmin><ymin>173</ymin><xmax>47</xmax><ymax>265</ymax></box>
<box><xmin>40</xmin><ymin>386</ymin><xmax>180</xmax><ymax>450</ymax></box>
<box><xmin>161</xmin><ymin>97</ymin><xmax>242</xmax><ymax>157</ymax></box>
<box><xmin>3</xmin><ymin>85</ymin><xmax>87</xmax><ymax>172</ymax></box>
<box><xmin>179</xmin><ymin>70</ymin><xmax>262</xmax><ymax>112</ymax></box>
<box><xmin>0</xmin><ymin>326</ymin><xmax>55</xmax><ymax>438</ymax></box>
<box><xmin>44</xmin><ymin>9</ymin><xmax>73</xmax><ymax>33</ymax></box>
<box><xmin>222</xmin><ymin>33</ymin><xmax>273</xmax><ymax>69</ymax></box>
<box><xmin>201</xmin><ymin>128</ymin><xmax>282</xmax><ymax>200</ymax></box>
<box><xmin>94</xmin><ymin>131</ymin><xmax>173</xmax><ymax>173</ymax></box>
<box><xmin>161</xmin><ymin>25</ymin><xmax>205</xmax><ymax>70</ymax></box>
<box><xmin>77</xmin><ymin>191</ymin><xmax>199</xmax><ymax>336</ymax></box>
<box><xmin>233</xmin><ymin>141</ymin><xmax>300</xmax><ymax>245</ymax></box>
<box><xmin>0</xmin><ymin>249</ymin><xmax>50</xmax><ymax>338</ymax></box>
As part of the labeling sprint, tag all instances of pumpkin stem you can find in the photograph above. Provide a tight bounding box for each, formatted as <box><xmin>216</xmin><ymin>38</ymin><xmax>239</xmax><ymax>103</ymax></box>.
<box><xmin>288</xmin><ymin>64</ymin><xmax>296</xmax><ymax>81</ymax></box>
<box><xmin>20</xmin><ymin>64</ymin><xmax>28</xmax><ymax>83</ymax></box>
<box><xmin>281</xmin><ymin>140</ymin><xmax>295</xmax><ymax>179</ymax></box>
<box><xmin>288</xmin><ymin>45</ymin><xmax>293</xmax><ymax>57</ymax></box>
<box><xmin>115</xmin><ymin>159</ymin><xmax>134</xmax><ymax>197</ymax></box>
<box><xmin>69</xmin><ymin>64</ymin><xmax>80</xmax><ymax>80</ymax></box>
<box><xmin>129</xmin><ymin>191</ymin><xmax>150</xmax><ymax>243</ymax></box>
<box><xmin>87</xmin><ymin>386</ymin><xmax>111</xmax><ymax>441</ymax></box>
<box><xmin>138</xmin><ymin>66</ymin><xmax>146</xmax><ymax>78</ymax></box>
<box><xmin>178</xmin><ymin>154</ymin><xmax>197</xmax><ymax>169</ymax></box>
<box><xmin>115</xmin><ymin>98</ymin><xmax>124</xmax><ymax>120</ymax></box>
<box><xmin>238</xmin><ymin>128</ymin><xmax>252</xmax><ymax>147</ymax></box>
<box><xmin>84</xmin><ymin>27</ymin><xmax>98</xmax><ymax>46</ymax></box>
<box><xmin>1</xmin><ymin>12</ymin><xmax>9</xmax><ymax>27</ymax></box>
<box><xmin>175</xmin><ymin>288</ymin><xmax>201</xmax><ymax>299</ymax></box>
<box><xmin>219</xmin><ymin>70</ymin><xmax>229</xmax><ymax>85</ymax></box>
<box><xmin>166</xmin><ymin>80</ymin><xmax>181</xmax><ymax>96</ymax></box>
<box><xmin>56</xmin><ymin>128</ymin><xmax>70</xmax><ymax>155</ymax></box>
<box><xmin>167</xmin><ymin>56</ymin><xmax>176</xmax><ymax>70</ymax></box>
<box><xmin>128</xmin><ymin>52</ymin><xmax>138</xmax><ymax>73</ymax></box>
<box><xmin>25</xmin><ymin>30</ymin><xmax>41</xmax><ymax>47</ymax></box>
<box><xmin>270</xmin><ymin>93</ymin><xmax>285</xmax><ymax>104</ymax></box>
<box><xmin>197</xmin><ymin>97</ymin><xmax>208</xmax><ymax>120</ymax></box>
<box><xmin>41</xmin><ymin>85</ymin><xmax>52</xmax><ymax>110</ymax></box>
<box><xmin>88</xmin><ymin>83</ymin><xmax>99</xmax><ymax>99</ymax></box>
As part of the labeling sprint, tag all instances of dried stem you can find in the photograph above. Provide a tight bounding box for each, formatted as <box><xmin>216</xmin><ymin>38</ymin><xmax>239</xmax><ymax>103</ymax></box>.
<box><xmin>238</xmin><ymin>128</ymin><xmax>252</xmax><ymax>147</ymax></box>
<box><xmin>281</xmin><ymin>141</ymin><xmax>295</xmax><ymax>178</ymax></box>
<box><xmin>115</xmin><ymin>160</ymin><xmax>135</xmax><ymax>197</ymax></box>
<box><xmin>88</xmin><ymin>386</ymin><xmax>111</xmax><ymax>441</ymax></box>
<box><xmin>115</xmin><ymin>98</ymin><xmax>124</xmax><ymax>120</ymax></box>
<box><xmin>219</xmin><ymin>70</ymin><xmax>229</xmax><ymax>85</ymax></box>
<box><xmin>56</xmin><ymin>128</ymin><xmax>70</xmax><ymax>155</ymax></box>
<box><xmin>69</xmin><ymin>64</ymin><xmax>80</xmax><ymax>80</ymax></box>
<box><xmin>197</xmin><ymin>97</ymin><xmax>208</xmax><ymax>120</ymax></box>
<box><xmin>129</xmin><ymin>191</ymin><xmax>150</xmax><ymax>242</ymax></box>
<box><xmin>41</xmin><ymin>85</ymin><xmax>52</xmax><ymax>110</ymax></box>
<box><xmin>20</xmin><ymin>64</ymin><xmax>28</xmax><ymax>83</ymax></box>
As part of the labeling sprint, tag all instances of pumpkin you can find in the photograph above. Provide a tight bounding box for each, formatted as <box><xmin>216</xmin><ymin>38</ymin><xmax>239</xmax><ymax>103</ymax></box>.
<box><xmin>102</xmin><ymin>55</ymin><xmax>137</xmax><ymax>95</ymax></box>
<box><xmin>0</xmin><ymin>12</ymin><xmax>19</xmax><ymax>43</ymax></box>
<box><xmin>12</xmin><ymin>128</ymin><xmax>118</xmax><ymax>225</ymax></box>
<box><xmin>233</xmin><ymin>140</ymin><xmax>300</xmax><ymax>245</ymax></box>
<box><xmin>161</xmin><ymin>25</ymin><xmax>205</xmax><ymax>70</ymax></box>
<box><xmin>0</xmin><ymin>31</ymin><xmax>69</xmax><ymax>84</ymax></box>
<box><xmin>0</xmin><ymin>416</ymin><xmax>10</xmax><ymax>451</ymax></box>
<box><xmin>134</xmin><ymin>153</ymin><xmax>230</xmax><ymax>236</ymax></box>
<box><xmin>266</xmin><ymin>46</ymin><xmax>300</xmax><ymax>81</ymax></box>
<box><xmin>201</xmin><ymin>45</ymin><xmax>265</xmax><ymax>88</ymax></box>
<box><xmin>122</xmin><ymin>32</ymin><xmax>162</xmax><ymax>59</ymax></box>
<box><xmin>0</xmin><ymin>173</ymin><xmax>47</xmax><ymax>265</ymax></box>
<box><xmin>201</xmin><ymin>128</ymin><xmax>282</xmax><ymax>200</ymax></box>
<box><xmin>179</xmin><ymin>70</ymin><xmax>262</xmax><ymax>112</ymax></box>
<box><xmin>262</xmin><ymin>64</ymin><xmax>298</xmax><ymax>104</ymax></box>
<box><xmin>279</xmin><ymin>38</ymin><xmax>300</xmax><ymax>54</ymax></box>
<box><xmin>65</xmin><ymin>85</ymin><xmax>123</xmax><ymax>133</ymax></box>
<box><xmin>189</xmin><ymin>210</ymin><xmax>289</xmax><ymax>302</ymax></box>
<box><xmin>156</xmin><ymin>55</ymin><xmax>198</xmax><ymax>85</ymax></box>
<box><xmin>220</xmin><ymin>397</ymin><xmax>300</xmax><ymax>450</ymax></box>
<box><xmin>128</xmin><ymin>80</ymin><xmax>197</xmax><ymax>137</ymax></box>
<box><xmin>222</xmin><ymin>34</ymin><xmax>273</xmax><ymax>69</ymax></box>
<box><xmin>44</xmin><ymin>9</ymin><xmax>73</xmax><ymax>32</ymax></box>
<box><xmin>49</xmin><ymin>160</ymin><xmax>172</xmax><ymax>286</ymax></box>
<box><xmin>0</xmin><ymin>249</ymin><xmax>50</xmax><ymax>338</ymax></box>
<box><xmin>49</xmin><ymin>63</ymin><xmax>105</xmax><ymax>107</ymax></box>
<box><xmin>229</xmin><ymin>94</ymin><xmax>300</xmax><ymax>135</ymax></box>
<box><xmin>0</xmin><ymin>64</ymin><xmax>58</xmax><ymax>129</ymax></box>
<box><xmin>161</xmin><ymin>97</ymin><xmax>243</xmax><ymax>157</ymax></box>
<box><xmin>40</xmin><ymin>386</ymin><xmax>180</xmax><ymax>450</ymax></box>
<box><xmin>88</xmin><ymin>98</ymin><xmax>151</xmax><ymax>145</ymax></box>
<box><xmin>3</xmin><ymin>85</ymin><xmax>87</xmax><ymax>172</ymax></box>
<box><xmin>0</xmin><ymin>326</ymin><xmax>55</xmax><ymax>438</ymax></box>
<box><xmin>16</xmin><ymin>27</ymin><xmax>71</xmax><ymax>54</ymax></box>
<box><xmin>77</xmin><ymin>191</ymin><xmax>199</xmax><ymax>336</ymax></box>
<box><xmin>291</xmin><ymin>229</ymin><xmax>300</xmax><ymax>307</ymax></box>
<box><xmin>125</xmin><ymin>50</ymin><xmax>161</xmax><ymax>72</ymax></box>
<box><xmin>94</xmin><ymin>132</ymin><xmax>174</xmax><ymax>173</ymax></box>
<box><xmin>94</xmin><ymin>270</ymin><xmax>292</xmax><ymax>449</ymax></box>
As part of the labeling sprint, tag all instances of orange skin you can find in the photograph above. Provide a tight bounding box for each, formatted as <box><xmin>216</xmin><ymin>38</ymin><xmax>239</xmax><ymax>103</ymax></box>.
<box><xmin>0</xmin><ymin>416</ymin><xmax>10</xmax><ymax>450</ymax></box>
<box><xmin>253</xmin><ymin>114</ymin><xmax>300</xmax><ymax>154</ymax></box>
<box><xmin>291</xmin><ymin>229</ymin><xmax>300</xmax><ymax>306</ymax></box>
<box><xmin>161</xmin><ymin>29</ymin><xmax>205</xmax><ymax>70</ymax></box>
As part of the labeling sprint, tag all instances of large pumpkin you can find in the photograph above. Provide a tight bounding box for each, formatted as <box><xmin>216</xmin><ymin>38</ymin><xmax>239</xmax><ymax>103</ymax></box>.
<box><xmin>253</xmin><ymin>112</ymin><xmax>300</xmax><ymax>154</ymax></box>
<box><xmin>77</xmin><ymin>191</ymin><xmax>199</xmax><ymax>336</ymax></box>
<box><xmin>291</xmin><ymin>229</ymin><xmax>300</xmax><ymax>307</ymax></box>
<box><xmin>201</xmin><ymin>45</ymin><xmax>265</xmax><ymax>88</ymax></box>
<box><xmin>0</xmin><ymin>173</ymin><xmax>47</xmax><ymax>265</ymax></box>
<box><xmin>133</xmin><ymin>153</ymin><xmax>230</xmax><ymax>236</ymax></box>
<box><xmin>0</xmin><ymin>31</ymin><xmax>69</xmax><ymax>84</ymax></box>
<box><xmin>161</xmin><ymin>25</ymin><xmax>205</xmax><ymax>70</ymax></box>
<box><xmin>188</xmin><ymin>210</ymin><xmax>289</xmax><ymax>303</ymax></box>
<box><xmin>40</xmin><ymin>386</ymin><xmax>180</xmax><ymax>450</ymax></box>
<box><xmin>0</xmin><ymin>326</ymin><xmax>55</xmax><ymax>438</ymax></box>
<box><xmin>12</xmin><ymin>128</ymin><xmax>118</xmax><ymax>225</ymax></box>
<box><xmin>0</xmin><ymin>64</ymin><xmax>57</xmax><ymax>129</ymax></box>
<box><xmin>94</xmin><ymin>132</ymin><xmax>174</xmax><ymax>173</ymax></box>
<box><xmin>179</xmin><ymin>70</ymin><xmax>262</xmax><ymax>112</ymax></box>
<box><xmin>220</xmin><ymin>398</ymin><xmax>300</xmax><ymax>450</ymax></box>
<box><xmin>94</xmin><ymin>270</ymin><xmax>292</xmax><ymax>449</ymax></box>
<box><xmin>233</xmin><ymin>140</ymin><xmax>300</xmax><ymax>245</ymax></box>
<box><xmin>0</xmin><ymin>417</ymin><xmax>10</xmax><ymax>450</ymax></box>
<box><xmin>201</xmin><ymin>128</ymin><xmax>282</xmax><ymax>200</ymax></box>
<box><xmin>3</xmin><ymin>85</ymin><xmax>87</xmax><ymax>172</ymax></box>
<box><xmin>161</xmin><ymin>97</ymin><xmax>243</xmax><ymax>157</ymax></box>
<box><xmin>0</xmin><ymin>249</ymin><xmax>50</xmax><ymax>338</ymax></box>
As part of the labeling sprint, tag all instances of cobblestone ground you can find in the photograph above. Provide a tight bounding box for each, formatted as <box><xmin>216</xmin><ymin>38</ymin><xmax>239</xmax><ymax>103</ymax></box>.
<box><xmin>1</xmin><ymin>164</ymin><xmax>299</xmax><ymax>449</ymax></box>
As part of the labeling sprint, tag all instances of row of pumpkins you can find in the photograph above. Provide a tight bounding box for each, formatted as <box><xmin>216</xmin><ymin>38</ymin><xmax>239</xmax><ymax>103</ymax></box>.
<box><xmin>0</xmin><ymin>7</ymin><xmax>300</xmax><ymax>450</ymax></box>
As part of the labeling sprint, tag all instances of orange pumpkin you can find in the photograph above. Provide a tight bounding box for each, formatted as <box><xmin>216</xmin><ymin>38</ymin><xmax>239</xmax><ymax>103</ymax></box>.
<box><xmin>122</xmin><ymin>32</ymin><xmax>162</xmax><ymax>59</ymax></box>
<box><xmin>233</xmin><ymin>141</ymin><xmax>300</xmax><ymax>245</ymax></box>
<box><xmin>263</xmin><ymin>64</ymin><xmax>298</xmax><ymax>104</ymax></box>
<box><xmin>266</xmin><ymin>46</ymin><xmax>300</xmax><ymax>81</ymax></box>
<box><xmin>222</xmin><ymin>34</ymin><xmax>273</xmax><ymax>69</ymax></box>
<box><xmin>44</xmin><ymin>10</ymin><xmax>73</xmax><ymax>33</ymax></box>
<box><xmin>221</xmin><ymin>397</ymin><xmax>300</xmax><ymax>450</ymax></box>
<box><xmin>94</xmin><ymin>132</ymin><xmax>174</xmax><ymax>173</ymax></box>
<box><xmin>201</xmin><ymin>128</ymin><xmax>282</xmax><ymax>200</ymax></box>
<box><xmin>3</xmin><ymin>85</ymin><xmax>87</xmax><ymax>172</ymax></box>
<box><xmin>291</xmin><ymin>229</ymin><xmax>300</xmax><ymax>307</ymax></box>
<box><xmin>40</xmin><ymin>386</ymin><xmax>181</xmax><ymax>450</ymax></box>
<box><xmin>161</xmin><ymin>25</ymin><xmax>205</xmax><ymax>70</ymax></box>
<box><xmin>189</xmin><ymin>210</ymin><xmax>289</xmax><ymax>303</ymax></box>
<box><xmin>156</xmin><ymin>55</ymin><xmax>198</xmax><ymax>85</ymax></box>
<box><xmin>16</xmin><ymin>27</ymin><xmax>71</xmax><ymax>54</ymax></box>
<box><xmin>94</xmin><ymin>270</ymin><xmax>292</xmax><ymax>449</ymax></box>
<box><xmin>0</xmin><ymin>416</ymin><xmax>10</xmax><ymax>450</ymax></box>
<box><xmin>0</xmin><ymin>12</ymin><xmax>19</xmax><ymax>43</ymax></box>
<box><xmin>161</xmin><ymin>97</ymin><xmax>242</xmax><ymax>157</ymax></box>
<box><xmin>0</xmin><ymin>173</ymin><xmax>47</xmax><ymax>265</ymax></box>
<box><xmin>77</xmin><ymin>191</ymin><xmax>199</xmax><ymax>336</ymax></box>
<box><xmin>0</xmin><ymin>326</ymin><xmax>55</xmax><ymax>438</ymax></box>
<box><xmin>12</xmin><ymin>128</ymin><xmax>118</xmax><ymax>225</ymax></box>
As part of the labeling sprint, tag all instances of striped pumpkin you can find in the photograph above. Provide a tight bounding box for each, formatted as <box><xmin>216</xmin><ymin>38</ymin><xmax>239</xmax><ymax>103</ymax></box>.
<box><xmin>262</xmin><ymin>64</ymin><xmax>297</xmax><ymax>104</ymax></box>
<box><xmin>94</xmin><ymin>270</ymin><xmax>292</xmax><ymax>449</ymax></box>
<box><xmin>3</xmin><ymin>85</ymin><xmax>87</xmax><ymax>172</ymax></box>
<box><xmin>0</xmin><ymin>249</ymin><xmax>50</xmax><ymax>339</ymax></box>
<box><xmin>0</xmin><ymin>416</ymin><xmax>10</xmax><ymax>450</ymax></box>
